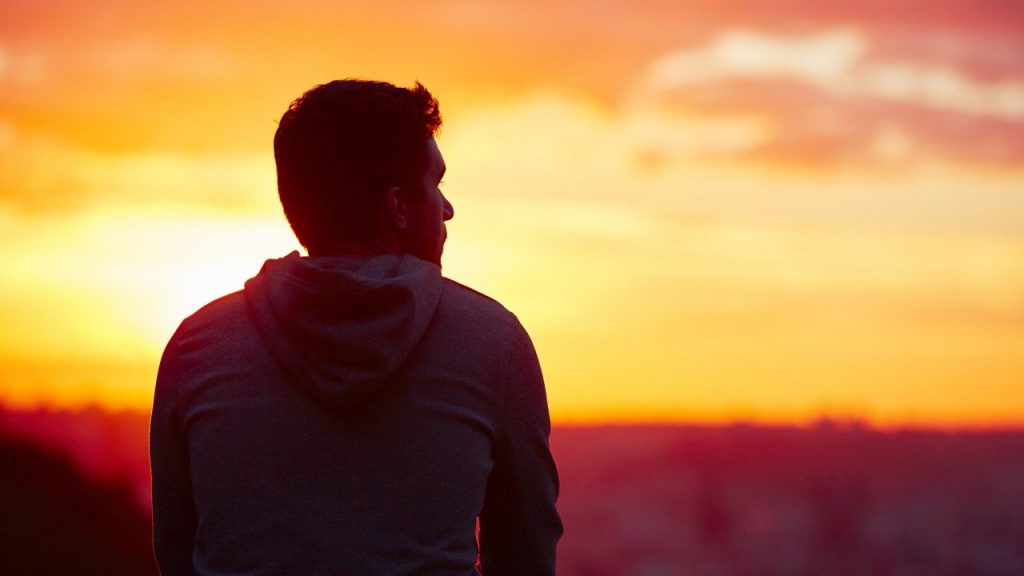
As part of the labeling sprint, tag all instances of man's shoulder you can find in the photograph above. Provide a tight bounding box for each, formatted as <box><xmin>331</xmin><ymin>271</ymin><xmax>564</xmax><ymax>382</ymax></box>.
<box><xmin>441</xmin><ymin>278</ymin><xmax>517</xmax><ymax>323</ymax></box>
<box><xmin>181</xmin><ymin>290</ymin><xmax>248</xmax><ymax>330</ymax></box>
<box><xmin>165</xmin><ymin>290</ymin><xmax>252</xmax><ymax>354</ymax></box>
<box><xmin>437</xmin><ymin>278</ymin><xmax>535</xmax><ymax>346</ymax></box>
<box><xmin>156</xmin><ymin>290</ymin><xmax>253</xmax><ymax>397</ymax></box>
<box><xmin>442</xmin><ymin>277</ymin><xmax>500</xmax><ymax>304</ymax></box>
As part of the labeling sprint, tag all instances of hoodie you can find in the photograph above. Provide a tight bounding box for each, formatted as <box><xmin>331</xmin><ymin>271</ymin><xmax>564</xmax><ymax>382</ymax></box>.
<box><xmin>245</xmin><ymin>253</ymin><xmax>443</xmax><ymax>409</ymax></box>
<box><xmin>150</xmin><ymin>253</ymin><xmax>562</xmax><ymax>576</ymax></box>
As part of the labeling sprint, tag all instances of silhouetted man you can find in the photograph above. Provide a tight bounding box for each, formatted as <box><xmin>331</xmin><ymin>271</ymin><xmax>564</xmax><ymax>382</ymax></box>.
<box><xmin>150</xmin><ymin>80</ymin><xmax>562</xmax><ymax>575</ymax></box>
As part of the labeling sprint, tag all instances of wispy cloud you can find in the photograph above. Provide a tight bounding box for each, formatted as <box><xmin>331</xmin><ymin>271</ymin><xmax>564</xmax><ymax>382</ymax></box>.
<box><xmin>637</xmin><ymin>28</ymin><xmax>1024</xmax><ymax>166</ymax></box>
<box><xmin>0</xmin><ymin>133</ymin><xmax>277</xmax><ymax>213</ymax></box>
<box><xmin>646</xmin><ymin>28</ymin><xmax>1024</xmax><ymax>121</ymax></box>
<box><xmin>646</xmin><ymin>28</ymin><xmax>867</xmax><ymax>89</ymax></box>
<box><xmin>90</xmin><ymin>35</ymin><xmax>241</xmax><ymax>80</ymax></box>
<box><xmin>0</xmin><ymin>45</ymin><xmax>48</xmax><ymax>85</ymax></box>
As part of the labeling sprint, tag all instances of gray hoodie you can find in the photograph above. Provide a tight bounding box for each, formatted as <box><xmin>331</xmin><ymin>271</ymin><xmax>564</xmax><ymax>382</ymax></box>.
<box><xmin>150</xmin><ymin>252</ymin><xmax>562</xmax><ymax>576</ymax></box>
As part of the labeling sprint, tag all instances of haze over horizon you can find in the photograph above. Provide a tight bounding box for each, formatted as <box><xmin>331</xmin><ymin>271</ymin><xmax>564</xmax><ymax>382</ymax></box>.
<box><xmin>1</xmin><ymin>0</ymin><xmax>1023</xmax><ymax>426</ymax></box>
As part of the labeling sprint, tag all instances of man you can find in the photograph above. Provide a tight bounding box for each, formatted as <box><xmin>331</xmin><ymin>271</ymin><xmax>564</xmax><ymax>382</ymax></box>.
<box><xmin>150</xmin><ymin>80</ymin><xmax>562</xmax><ymax>575</ymax></box>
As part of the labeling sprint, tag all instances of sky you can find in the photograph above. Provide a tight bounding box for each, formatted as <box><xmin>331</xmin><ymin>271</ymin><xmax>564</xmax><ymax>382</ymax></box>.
<box><xmin>1</xmin><ymin>0</ymin><xmax>1022</xmax><ymax>425</ymax></box>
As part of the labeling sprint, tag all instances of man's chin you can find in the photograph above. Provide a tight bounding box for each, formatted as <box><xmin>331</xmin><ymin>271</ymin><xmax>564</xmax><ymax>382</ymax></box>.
<box><xmin>434</xmin><ymin>246</ymin><xmax>447</xmax><ymax>269</ymax></box>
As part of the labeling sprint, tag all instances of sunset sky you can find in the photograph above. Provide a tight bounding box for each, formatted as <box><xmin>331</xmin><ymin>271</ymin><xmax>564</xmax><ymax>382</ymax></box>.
<box><xmin>1</xmin><ymin>0</ymin><xmax>1022</xmax><ymax>426</ymax></box>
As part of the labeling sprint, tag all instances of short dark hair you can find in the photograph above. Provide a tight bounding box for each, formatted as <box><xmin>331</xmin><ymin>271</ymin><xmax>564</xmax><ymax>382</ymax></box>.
<box><xmin>273</xmin><ymin>80</ymin><xmax>442</xmax><ymax>253</ymax></box>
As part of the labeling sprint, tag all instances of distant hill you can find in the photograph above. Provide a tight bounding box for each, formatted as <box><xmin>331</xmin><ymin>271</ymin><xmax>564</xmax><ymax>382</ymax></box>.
<box><xmin>552</xmin><ymin>423</ymin><xmax>1024</xmax><ymax>575</ymax></box>
<box><xmin>3</xmin><ymin>407</ymin><xmax>1023</xmax><ymax>575</ymax></box>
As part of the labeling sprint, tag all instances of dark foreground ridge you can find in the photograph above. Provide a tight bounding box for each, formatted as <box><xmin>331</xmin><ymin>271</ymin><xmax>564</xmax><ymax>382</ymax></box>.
<box><xmin>0</xmin><ymin>431</ymin><xmax>158</xmax><ymax>576</ymax></box>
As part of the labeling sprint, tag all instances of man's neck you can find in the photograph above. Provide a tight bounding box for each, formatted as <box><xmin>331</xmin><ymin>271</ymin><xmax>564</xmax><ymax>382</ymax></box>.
<box><xmin>309</xmin><ymin>237</ymin><xmax>401</xmax><ymax>258</ymax></box>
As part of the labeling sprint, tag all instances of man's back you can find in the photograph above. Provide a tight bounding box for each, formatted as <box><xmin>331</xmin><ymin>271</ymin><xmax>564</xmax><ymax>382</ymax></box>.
<box><xmin>150</xmin><ymin>253</ymin><xmax>562</xmax><ymax>575</ymax></box>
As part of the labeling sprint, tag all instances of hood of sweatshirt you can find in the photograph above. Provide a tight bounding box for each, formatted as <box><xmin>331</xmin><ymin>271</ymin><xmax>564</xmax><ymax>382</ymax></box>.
<box><xmin>243</xmin><ymin>251</ymin><xmax>443</xmax><ymax>409</ymax></box>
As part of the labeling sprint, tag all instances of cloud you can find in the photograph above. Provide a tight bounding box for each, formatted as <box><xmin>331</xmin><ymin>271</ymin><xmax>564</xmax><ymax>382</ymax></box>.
<box><xmin>647</xmin><ymin>28</ymin><xmax>866</xmax><ymax>89</ymax></box>
<box><xmin>0</xmin><ymin>46</ymin><xmax>48</xmax><ymax>85</ymax></box>
<box><xmin>857</xmin><ymin>63</ymin><xmax>1024</xmax><ymax>120</ymax></box>
<box><xmin>0</xmin><ymin>132</ymin><xmax>277</xmax><ymax>213</ymax></box>
<box><xmin>90</xmin><ymin>36</ymin><xmax>241</xmax><ymax>80</ymax></box>
<box><xmin>635</xmin><ymin>27</ymin><xmax>1024</xmax><ymax>166</ymax></box>
<box><xmin>646</xmin><ymin>27</ymin><xmax>1024</xmax><ymax>121</ymax></box>
<box><xmin>441</xmin><ymin>90</ymin><xmax>1024</xmax><ymax>241</ymax></box>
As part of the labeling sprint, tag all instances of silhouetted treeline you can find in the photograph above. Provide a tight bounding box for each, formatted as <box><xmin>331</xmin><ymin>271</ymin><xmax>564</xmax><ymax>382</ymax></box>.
<box><xmin>3</xmin><ymin>407</ymin><xmax>1023</xmax><ymax>576</ymax></box>
<box><xmin>0</xmin><ymin>431</ymin><xmax>158</xmax><ymax>576</ymax></box>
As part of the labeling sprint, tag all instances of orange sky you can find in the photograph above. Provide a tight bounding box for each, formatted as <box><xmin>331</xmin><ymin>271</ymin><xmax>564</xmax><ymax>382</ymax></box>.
<box><xmin>1</xmin><ymin>0</ymin><xmax>1023</xmax><ymax>426</ymax></box>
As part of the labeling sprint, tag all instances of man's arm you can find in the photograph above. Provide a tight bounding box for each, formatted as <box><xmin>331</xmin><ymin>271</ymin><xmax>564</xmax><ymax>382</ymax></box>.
<box><xmin>150</xmin><ymin>334</ymin><xmax>198</xmax><ymax>576</ymax></box>
<box><xmin>478</xmin><ymin>321</ymin><xmax>563</xmax><ymax>575</ymax></box>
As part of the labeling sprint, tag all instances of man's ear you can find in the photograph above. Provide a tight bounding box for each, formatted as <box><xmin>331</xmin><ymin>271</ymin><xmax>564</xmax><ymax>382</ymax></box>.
<box><xmin>379</xmin><ymin>185</ymin><xmax>409</xmax><ymax>231</ymax></box>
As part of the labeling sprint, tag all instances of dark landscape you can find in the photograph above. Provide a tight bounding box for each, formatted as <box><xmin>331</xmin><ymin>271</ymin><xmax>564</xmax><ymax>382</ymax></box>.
<box><xmin>2</xmin><ymin>406</ymin><xmax>1023</xmax><ymax>576</ymax></box>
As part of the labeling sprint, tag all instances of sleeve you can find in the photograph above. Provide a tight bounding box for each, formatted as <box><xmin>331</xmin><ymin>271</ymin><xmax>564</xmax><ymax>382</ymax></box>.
<box><xmin>150</xmin><ymin>331</ymin><xmax>198</xmax><ymax>576</ymax></box>
<box><xmin>478</xmin><ymin>320</ymin><xmax>563</xmax><ymax>576</ymax></box>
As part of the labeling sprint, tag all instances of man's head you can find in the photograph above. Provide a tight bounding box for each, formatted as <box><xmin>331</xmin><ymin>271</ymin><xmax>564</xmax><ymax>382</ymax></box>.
<box><xmin>273</xmin><ymin>80</ymin><xmax>453</xmax><ymax>264</ymax></box>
